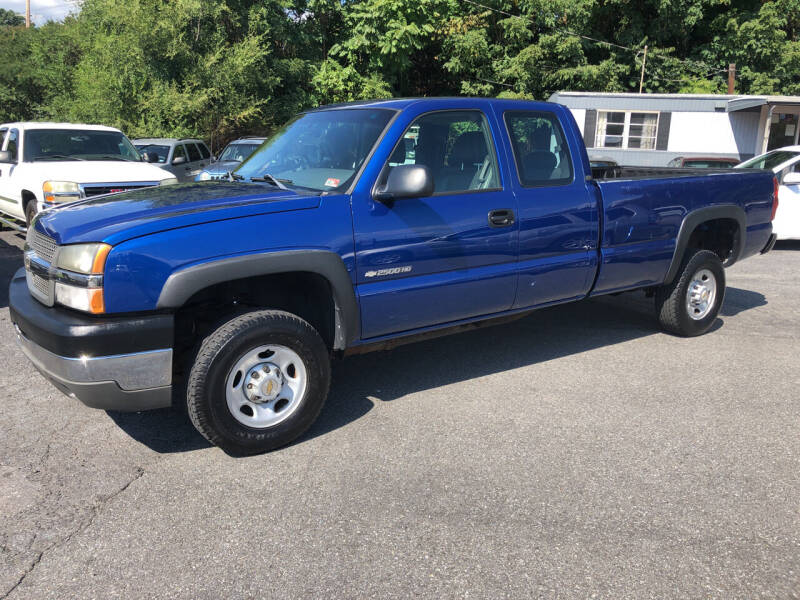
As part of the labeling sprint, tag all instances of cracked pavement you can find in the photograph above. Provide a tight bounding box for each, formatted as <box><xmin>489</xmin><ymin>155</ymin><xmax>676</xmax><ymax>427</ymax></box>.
<box><xmin>1</xmin><ymin>229</ymin><xmax>799</xmax><ymax>599</ymax></box>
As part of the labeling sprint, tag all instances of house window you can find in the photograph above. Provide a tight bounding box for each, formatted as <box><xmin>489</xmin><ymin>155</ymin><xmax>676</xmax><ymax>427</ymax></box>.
<box><xmin>596</xmin><ymin>111</ymin><xmax>659</xmax><ymax>149</ymax></box>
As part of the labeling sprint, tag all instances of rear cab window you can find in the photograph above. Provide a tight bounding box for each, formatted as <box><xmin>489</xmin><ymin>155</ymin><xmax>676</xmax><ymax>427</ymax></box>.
<box><xmin>504</xmin><ymin>111</ymin><xmax>574</xmax><ymax>187</ymax></box>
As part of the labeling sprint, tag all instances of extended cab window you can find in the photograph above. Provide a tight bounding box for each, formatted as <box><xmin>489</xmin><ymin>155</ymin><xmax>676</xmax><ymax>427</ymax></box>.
<box><xmin>505</xmin><ymin>111</ymin><xmax>573</xmax><ymax>187</ymax></box>
<box><xmin>198</xmin><ymin>142</ymin><xmax>211</xmax><ymax>159</ymax></box>
<box><xmin>387</xmin><ymin>110</ymin><xmax>499</xmax><ymax>194</ymax></box>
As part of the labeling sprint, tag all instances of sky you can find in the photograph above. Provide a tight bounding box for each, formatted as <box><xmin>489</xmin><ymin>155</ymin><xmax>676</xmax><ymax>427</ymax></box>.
<box><xmin>1</xmin><ymin>0</ymin><xmax>78</xmax><ymax>24</ymax></box>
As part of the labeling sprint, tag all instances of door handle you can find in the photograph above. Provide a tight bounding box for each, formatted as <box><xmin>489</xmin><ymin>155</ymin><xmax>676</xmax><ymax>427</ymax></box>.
<box><xmin>488</xmin><ymin>209</ymin><xmax>515</xmax><ymax>228</ymax></box>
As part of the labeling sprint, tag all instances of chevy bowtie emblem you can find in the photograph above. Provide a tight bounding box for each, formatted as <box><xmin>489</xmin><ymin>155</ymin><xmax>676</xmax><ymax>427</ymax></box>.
<box><xmin>365</xmin><ymin>266</ymin><xmax>413</xmax><ymax>278</ymax></box>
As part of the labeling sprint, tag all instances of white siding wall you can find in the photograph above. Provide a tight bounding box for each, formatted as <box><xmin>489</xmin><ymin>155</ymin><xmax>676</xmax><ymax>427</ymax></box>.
<box><xmin>667</xmin><ymin>112</ymin><xmax>758</xmax><ymax>154</ymax></box>
<box><xmin>569</xmin><ymin>108</ymin><xmax>586</xmax><ymax>136</ymax></box>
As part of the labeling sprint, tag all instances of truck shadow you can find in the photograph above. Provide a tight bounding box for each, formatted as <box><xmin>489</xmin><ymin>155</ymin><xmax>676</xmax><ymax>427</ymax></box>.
<box><xmin>0</xmin><ymin>233</ymin><xmax>25</xmax><ymax>308</ymax></box>
<box><xmin>73</xmin><ymin>287</ymin><xmax>770</xmax><ymax>455</ymax></box>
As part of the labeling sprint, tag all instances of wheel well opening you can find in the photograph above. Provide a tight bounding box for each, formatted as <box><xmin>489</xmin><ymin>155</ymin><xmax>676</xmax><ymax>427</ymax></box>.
<box><xmin>21</xmin><ymin>190</ymin><xmax>36</xmax><ymax>211</ymax></box>
<box><xmin>687</xmin><ymin>218</ymin><xmax>740</xmax><ymax>264</ymax></box>
<box><xmin>172</xmin><ymin>272</ymin><xmax>337</xmax><ymax>368</ymax></box>
<box><xmin>173</xmin><ymin>271</ymin><xmax>337</xmax><ymax>354</ymax></box>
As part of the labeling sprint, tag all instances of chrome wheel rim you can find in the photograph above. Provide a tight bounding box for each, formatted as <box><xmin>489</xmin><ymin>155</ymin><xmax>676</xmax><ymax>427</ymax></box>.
<box><xmin>225</xmin><ymin>344</ymin><xmax>307</xmax><ymax>428</ymax></box>
<box><xmin>686</xmin><ymin>268</ymin><xmax>717</xmax><ymax>321</ymax></box>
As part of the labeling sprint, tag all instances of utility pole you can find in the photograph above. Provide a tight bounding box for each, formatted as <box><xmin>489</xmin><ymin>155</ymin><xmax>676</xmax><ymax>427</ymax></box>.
<box><xmin>25</xmin><ymin>0</ymin><xmax>30</xmax><ymax>27</ymax></box>
<box><xmin>728</xmin><ymin>63</ymin><xmax>736</xmax><ymax>94</ymax></box>
<box><xmin>638</xmin><ymin>45</ymin><xmax>648</xmax><ymax>94</ymax></box>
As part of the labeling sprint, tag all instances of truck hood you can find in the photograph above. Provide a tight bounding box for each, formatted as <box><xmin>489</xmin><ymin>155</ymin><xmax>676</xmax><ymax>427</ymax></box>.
<box><xmin>35</xmin><ymin>182</ymin><xmax>321</xmax><ymax>246</ymax></box>
<box><xmin>28</xmin><ymin>160</ymin><xmax>172</xmax><ymax>184</ymax></box>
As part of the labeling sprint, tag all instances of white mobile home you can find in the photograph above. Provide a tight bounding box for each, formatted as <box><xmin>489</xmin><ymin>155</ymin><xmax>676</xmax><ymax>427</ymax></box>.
<box><xmin>549</xmin><ymin>91</ymin><xmax>800</xmax><ymax>166</ymax></box>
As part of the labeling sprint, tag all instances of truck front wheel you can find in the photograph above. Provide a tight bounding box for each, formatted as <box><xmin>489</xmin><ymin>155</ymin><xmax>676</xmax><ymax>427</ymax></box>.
<box><xmin>186</xmin><ymin>310</ymin><xmax>331</xmax><ymax>454</ymax></box>
<box><xmin>655</xmin><ymin>249</ymin><xmax>725</xmax><ymax>337</ymax></box>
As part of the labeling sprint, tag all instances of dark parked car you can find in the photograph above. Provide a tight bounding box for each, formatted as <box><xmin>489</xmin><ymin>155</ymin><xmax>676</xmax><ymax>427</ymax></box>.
<box><xmin>133</xmin><ymin>138</ymin><xmax>213</xmax><ymax>182</ymax></box>
<box><xmin>196</xmin><ymin>137</ymin><xmax>266</xmax><ymax>181</ymax></box>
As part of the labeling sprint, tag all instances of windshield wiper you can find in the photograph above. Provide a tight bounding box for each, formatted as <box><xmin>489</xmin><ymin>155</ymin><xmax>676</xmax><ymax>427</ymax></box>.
<box><xmin>33</xmin><ymin>154</ymin><xmax>85</xmax><ymax>161</ymax></box>
<box><xmin>250</xmin><ymin>173</ymin><xmax>292</xmax><ymax>190</ymax></box>
<box><xmin>226</xmin><ymin>171</ymin><xmax>245</xmax><ymax>181</ymax></box>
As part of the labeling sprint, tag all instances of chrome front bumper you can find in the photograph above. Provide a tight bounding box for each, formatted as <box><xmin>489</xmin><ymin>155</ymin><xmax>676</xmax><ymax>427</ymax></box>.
<box><xmin>15</xmin><ymin>326</ymin><xmax>173</xmax><ymax>412</ymax></box>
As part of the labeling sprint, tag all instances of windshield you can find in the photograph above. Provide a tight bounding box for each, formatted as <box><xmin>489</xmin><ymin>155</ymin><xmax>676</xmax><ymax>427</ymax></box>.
<box><xmin>235</xmin><ymin>109</ymin><xmax>395</xmax><ymax>192</ymax></box>
<box><xmin>24</xmin><ymin>129</ymin><xmax>142</xmax><ymax>162</ymax></box>
<box><xmin>136</xmin><ymin>144</ymin><xmax>170</xmax><ymax>163</ymax></box>
<box><xmin>218</xmin><ymin>142</ymin><xmax>261</xmax><ymax>163</ymax></box>
<box><xmin>737</xmin><ymin>150</ymin><xmax>800</xmax><ymax>170</ymax></box>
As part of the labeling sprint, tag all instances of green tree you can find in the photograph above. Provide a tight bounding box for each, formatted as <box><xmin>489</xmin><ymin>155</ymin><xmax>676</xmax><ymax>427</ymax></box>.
<box><xmin>0</xmin><ymin>8</ymin><xmax>25</xmax><ymax>27</ymax></box>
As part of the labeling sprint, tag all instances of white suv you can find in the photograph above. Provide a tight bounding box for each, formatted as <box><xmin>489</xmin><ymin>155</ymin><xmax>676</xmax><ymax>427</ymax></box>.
<box><xmin>0</xmin><ymin>122</ymin><xmax>178</xmax><ymax>228</ymax></box>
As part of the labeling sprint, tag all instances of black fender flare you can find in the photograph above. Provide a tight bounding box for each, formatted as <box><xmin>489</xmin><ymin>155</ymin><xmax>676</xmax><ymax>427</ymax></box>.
<box><xmin>156</xmin><ymin>250</ymin><xmax>359</xmax><ymax>349</ymax></box>
<box><xmin>664</xmin><ymin>204</ymin><xmax>747</xmax><ymax>284</ymax></box>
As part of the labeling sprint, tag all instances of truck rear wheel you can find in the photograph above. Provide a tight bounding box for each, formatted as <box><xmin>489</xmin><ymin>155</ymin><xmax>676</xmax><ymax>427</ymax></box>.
<box><xmin>186</xmin><ymin>310</ymin><xmax>331</xmax><ymax>454</ymax></box>
<box><xmin>655</xmin><ymin>249</ymin><xmax>725</xmax><ymax>337</ymax></box>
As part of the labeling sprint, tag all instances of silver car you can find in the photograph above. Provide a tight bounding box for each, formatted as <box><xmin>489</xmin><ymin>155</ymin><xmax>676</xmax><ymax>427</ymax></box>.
<box><xmin>133</xmin><ymin>138</ymin><xmax>212</xmax><ymax>182</ymax></box>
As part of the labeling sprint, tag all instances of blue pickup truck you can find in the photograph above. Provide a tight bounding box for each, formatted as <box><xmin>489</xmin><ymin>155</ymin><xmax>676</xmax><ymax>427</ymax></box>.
<box><xmin>10</xmin><ymin>98</ymin><xmax>778</xmax><ymax>454</ymax></box>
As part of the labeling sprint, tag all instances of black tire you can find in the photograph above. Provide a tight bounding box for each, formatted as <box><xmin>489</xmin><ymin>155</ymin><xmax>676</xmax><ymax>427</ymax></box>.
<box><xmin>186</xmin><ymin>310</ymin><xmax>331</xmax><ymax>455</ymax></box>
<box><xmin>25</xmin><ymin>201</ymin><xmax>37</xmax><ymax>227</ymax></box>
<box><xmin>655</xmin><ymin>249</ymin><xmax>725</xmax><ymax>337</ymax></box>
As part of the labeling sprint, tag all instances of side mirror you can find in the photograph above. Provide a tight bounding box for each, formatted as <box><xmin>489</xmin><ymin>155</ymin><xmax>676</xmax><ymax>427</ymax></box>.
<box><xmin>172</xmin><ymin>155</ymin><xmax>187</xmax><ymax>165</ymax></box>
<box><xmin>0</xmin><ymin>150</ymin><xmax>13</xmax><ymax>163</ymax></box>
<box><xmin>374</xmin><ymin>164</ymin><xmax>434</xmax><ymax>202</ymax></box>
<box><xmin>782</xmin><ymin>172</ymin><xmax>800</xmax><ymax>186</ymax></box>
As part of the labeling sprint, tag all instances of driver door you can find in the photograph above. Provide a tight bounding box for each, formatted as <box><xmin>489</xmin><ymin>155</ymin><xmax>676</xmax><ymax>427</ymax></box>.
<box><xmin>351</xmin><ymin>106</ymin><xmax>519</xmax><ymax>339</ymax></box>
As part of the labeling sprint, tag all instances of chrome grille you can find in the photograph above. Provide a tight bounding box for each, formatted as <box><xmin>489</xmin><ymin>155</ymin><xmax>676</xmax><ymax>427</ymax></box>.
<box><xmin>30</xmin><ymin>230</ymin><xmax>57</xmax><ymax>263</ymax></box>
<box><xmin>31</xmin><ymin>271</ymin><xmax>49</xmax><ymax>296</ymax></box>
<box><xmin>82</xmin><ymin>184</ymin><xmax>151</xmax><ymax>197</ymax></box>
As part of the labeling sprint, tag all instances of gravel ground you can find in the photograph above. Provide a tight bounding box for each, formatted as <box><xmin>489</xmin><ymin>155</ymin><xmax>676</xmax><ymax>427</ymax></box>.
<box><xmin>1</xmin><ymin>228</ymin><xmax>799</xmax><ymax>599</ymax></box>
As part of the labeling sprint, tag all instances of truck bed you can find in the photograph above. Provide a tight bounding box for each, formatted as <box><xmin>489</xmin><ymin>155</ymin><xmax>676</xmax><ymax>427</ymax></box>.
<box><xmin>591</xmin><ymin>165</ymin><xmax>738</xmax><ymax>180</ymax></box>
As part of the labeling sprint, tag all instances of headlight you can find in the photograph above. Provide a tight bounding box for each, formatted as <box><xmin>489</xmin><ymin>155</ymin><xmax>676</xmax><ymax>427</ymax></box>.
<box><xmin>53</xmin><ymin>243</ymin><xmax>111</xmax><ymax>314</ymax></box>
<box><xmin>57</xmin><ymin>243</ymin><xmax>111</xmax><ymax>274</ymax></box>
<box><xmin>55</xmin><ymin>282</ymin><xmax>105</xmax><ymax>314</ymax></box>
<box><xmin>43</xmin><ymin>181</ymin><xmax>81</xmax><ymax>203</ymax></box>
<box><xmin>159</xmin><ymin>177</ymin><xmax>179</xmax><ymax>186</ymax></box>
<box><xmin>197</xmin><ymin>171</ymin><xmax>211</xmax><ymax>181</ymax></box>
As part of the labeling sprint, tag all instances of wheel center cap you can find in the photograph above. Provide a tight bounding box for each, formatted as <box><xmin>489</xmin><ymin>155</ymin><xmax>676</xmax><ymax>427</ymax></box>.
<box><xmin>244</xmin><ymin>363</ymin><xmax>283</xmax><ymax>403</ymax></box>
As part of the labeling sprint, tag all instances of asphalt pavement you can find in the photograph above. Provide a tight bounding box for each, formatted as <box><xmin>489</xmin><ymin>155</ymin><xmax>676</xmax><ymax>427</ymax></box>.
<box><xmin>1</xmin><ymin>227</ymin><xmax>799</xmax><ymax>599</ymax></box>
